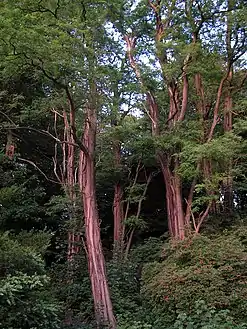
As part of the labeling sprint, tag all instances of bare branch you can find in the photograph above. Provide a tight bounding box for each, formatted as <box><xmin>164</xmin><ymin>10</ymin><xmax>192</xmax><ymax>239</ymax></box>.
<box><xmin>18</xmin><ymin>157</ymin><xmax>59</xmax><ymax>184</ymax></box>
<box><xmin>52</xmin><ymin>155</ymin><xmax>63</xmax><ymax>185</ymax></box>
<box><xmin>0</xmin><ymin>111</ymin><xmax>17</xmax><ymax>125</ymax></box>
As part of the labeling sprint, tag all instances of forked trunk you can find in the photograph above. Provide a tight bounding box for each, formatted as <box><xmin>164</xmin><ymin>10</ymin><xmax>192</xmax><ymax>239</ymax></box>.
<box><xmin>160</xmin><ymin>156</ymin><xmax>185</xmax><ymax>240</ymax></box>
<box><xmin>78</xmin><ymin>104</ymin><xmax>116</xmax><ymax>328</ymax></box>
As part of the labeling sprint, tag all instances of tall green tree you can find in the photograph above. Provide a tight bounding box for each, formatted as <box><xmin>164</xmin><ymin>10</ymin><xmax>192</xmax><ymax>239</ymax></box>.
<box><xmin>110</xmin><ymin>0</ymin><xmax>247</xmax><ymax>239</ymax></box>
<box><xmin>0</xmin><ymin>1</ymin><xmax>117</xmax><ymax>326</ymax></box>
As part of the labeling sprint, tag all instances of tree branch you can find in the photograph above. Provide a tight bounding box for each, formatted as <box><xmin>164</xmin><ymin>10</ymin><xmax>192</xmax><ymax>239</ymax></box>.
<box><xmin>207</xmin><ymin>69</ymin><xmax>231</xmax><ymax>142</ymax></box>
<box><xmin>65</xmin><ymin>86</ymin><xmax>89</xmax><ymax>157</ymax></box>
<box><xmin>18</xmin><ymin>157</ymin><xmax>59</xmax><ymax>184</ymax></box>
<box><xmin>195</xmin><ymin>202</ymin><xmax>211</xmax><ymax>233</ymax></box>
<box><xmin>21</xmin><ymin>0</ymin><xmax>61</xmax><ymax>18</ymax></box>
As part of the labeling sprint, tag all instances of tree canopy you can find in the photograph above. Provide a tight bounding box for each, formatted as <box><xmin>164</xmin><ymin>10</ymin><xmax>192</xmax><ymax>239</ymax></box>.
<box><xmin>0</xmin><ymin>0</ymin><xmax>246</xmax><ymax>328</ymax></box>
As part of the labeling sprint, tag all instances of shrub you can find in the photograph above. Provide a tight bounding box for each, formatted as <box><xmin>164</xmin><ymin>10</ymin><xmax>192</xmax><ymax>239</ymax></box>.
<box><xmin>49</xmin><ymin>253</ymin><xmax>94</xmax><ymax>325</ymax></box>
<box><xmin>0</xmin><ymin>232</ymin><xmax>60</xmax><ymax>329</ymax></box>
<box><xmin>141</xmin><ymin>228</ymin><xmax>247</xmax><ymax>326</ymax></box>
<box><xmin>0</xmin><ymin>232</ymin><xmax>45</xmax><ymax>276</ymax></box>
<box><xmin>131</xmin><ymin>237</ymin><xmax>164</xmax><ymax>264</ymax></box>
<box><xmin>108</xmin><ymin>259</ymin><xmax>141</xmax><ymax>318</ymax></box>
<box><xmin>0</xmin><ymin>273</ymin><xmax>60</xmax><ymax>329</ymax></box>
<box><xmin>173</xmin><ymin>300</ymin><xmax>247</xmax><ymax>329</ymax></box>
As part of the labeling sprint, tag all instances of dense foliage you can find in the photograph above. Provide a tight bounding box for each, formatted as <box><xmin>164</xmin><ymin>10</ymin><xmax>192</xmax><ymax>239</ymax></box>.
<box><xmin>142</xmin><ymin>230</ymin><xmax>247</xmax><ymax>326</ymax></box>
<box><xmin>0</xmin><ymin>0</ymin><xmax>246</xmax><ymax>328</ymax></box>
<box><xmin>0</xmin><ymin>232</ymin><xmax>60</xmax><ymax>329</ymax></box>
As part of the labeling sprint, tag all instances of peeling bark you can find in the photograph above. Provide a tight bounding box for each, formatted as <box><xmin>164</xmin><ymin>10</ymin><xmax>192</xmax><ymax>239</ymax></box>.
<box><xmin>52</xmin><ymin>86</ymin><xmax>115</xmax><ymax>327</ymax></box>
<box><xmin>160</xmin><ymin>156</ymin><xmax>185</xmax><ymax>239</ymax></box>
<box><xmin>62</xmin><ymin>108</ymin><xmax>79</xmax><ymax>262</ymax></box>
<box><xmin>222</xmin><ymin>0</ymin><xmax>234</xmax><ymax>213</ymax></box>
<box><xmin>78</xmin><ymin>90</ymin><xmax>116</xmax><ymax>327</ymax></box>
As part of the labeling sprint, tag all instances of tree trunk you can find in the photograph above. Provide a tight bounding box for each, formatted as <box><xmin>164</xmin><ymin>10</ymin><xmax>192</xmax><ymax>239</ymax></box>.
<box><xmin>223</xmin><ymin>0</ymin><xmax>234</xmax><ymax>212</ymax></box>
<box><xmin>113</xmin><ymin>141</ymin><xmax>124</xmax><ymax>255</ymax></box>
<box><xmin>78</xmin><ymin>103</ymin><xmax>116</xmax><ymax>328</ymax></box>
<box><xmin>113</xmin><ymin>182</ymin><xmax>124</xmax><ymax>253</ymax></box>
<box><xmin>194</xmin><ymin>73</ymin><xmax>218</xmax><ymax>214</ymax></box>
<box><xmin>222</xmin><ymin>86</ymin><xmax>233</xmax><ymax>213</ymax></box>
<box><xmin>160</xmin><ymin>156</ymin><xmax>185</xmax><ymax>239</ymax></box>
<box><xmin>62</xmin><ymin>109</ymin><xmax>79</xmax><ymax>262</ymax></box>
<box><xmin>125</xmin><ymin>171</ymin><xmax>153</xmax><ymax>258</ymax></box>
<box><xmin>203</xmin><ymin>158</ymin><xmax>218</xmax><ymax>214</ymax></box>
<box><xmin>6</xmin><ymin>129</ymin><xmax>15</xmax><ymax>159</ymax></box>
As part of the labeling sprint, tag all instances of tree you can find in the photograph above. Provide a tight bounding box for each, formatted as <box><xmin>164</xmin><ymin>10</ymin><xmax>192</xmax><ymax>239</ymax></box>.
<box><xmin>0</xmin><ymin>1</ymin><xmax>116</xmax><ymax>327</ymax></box>
<box><xmin>112</xmin><ymin>0</ymin><xmax>247</xmax><ymax>239</ymax></box>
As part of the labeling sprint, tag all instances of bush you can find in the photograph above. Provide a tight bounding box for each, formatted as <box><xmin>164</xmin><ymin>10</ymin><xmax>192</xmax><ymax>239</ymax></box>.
<box><xmin>49</xmin><ymin>253</ymin><xmax>94</xmax><ymax>325</ymax></box>
<box><xmin>141</xmin><ymin>228</ymin><xmax>247</xmax><ymax>326</ymax></box>
<box><xmin>130</xmin><ymin>237</ymin><xmax>164</xmax><ymax>264</ymax></box>
<box><xmin>0</xmin><ymin>273</ymin><xmax>60</xmax><ymax>329</ymax></box>
<box><xmin>173</xmin><ymin>300</ymin><xmax>247</xmax><ymax>329</ymax></box>
<box><xmin>108</xmin><ymin>260</ymin><xmax>141</xmax><ymax>318</ymax></box>
<box><xmin>0</xmin><ymin>232</ymin><xmax>45</xmax><ymax>276</ymax></box>
<box><xmin>0</xmin><ymin>232</ymin><xmax>60</xmax><ymax>329</ymax></box>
